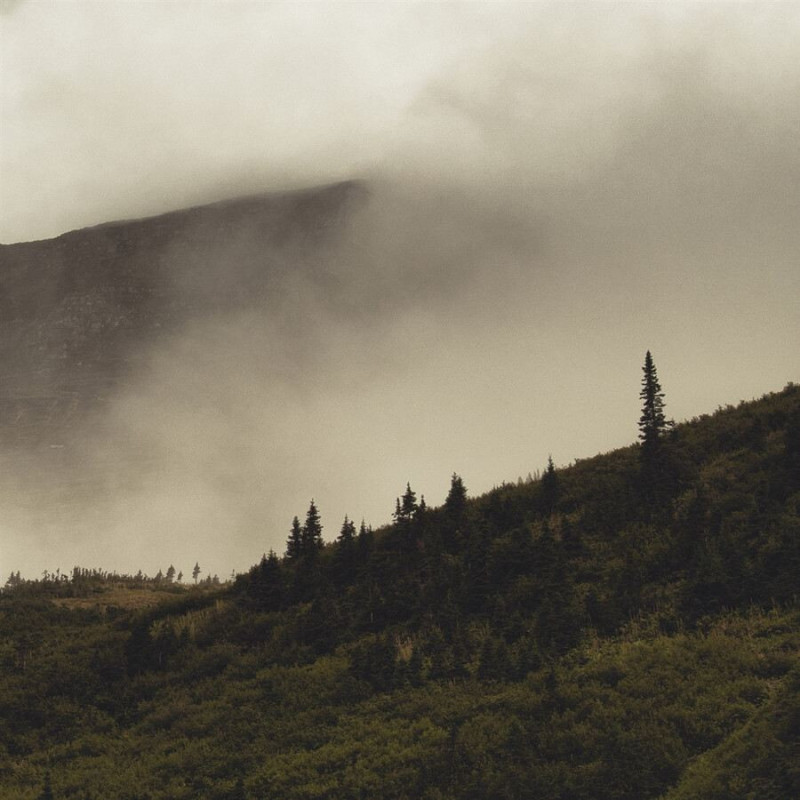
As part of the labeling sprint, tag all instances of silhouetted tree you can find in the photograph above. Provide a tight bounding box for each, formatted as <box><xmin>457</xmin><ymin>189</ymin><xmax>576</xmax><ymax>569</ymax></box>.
<box><xmin>356</xmin><ymin>520</ymin><xmax>375</xmax><ymax>579</ymax></box>
<box><xmin>444</xmin><ymin>473</ymin><xmax>467</xmax><ymax>517</ymax></box>
<box><xmin>394</xmin><ymin>483</ymin><xmax>419</xmax><ymax>523</ymax></box>
<box><xmin>286</xmin><ymin>516</ymin><xmax>303</xmax><ymax>561</ymax></box>
<box><xmin>639</xmin><ymin>351</ymin><xmax>671</xmax><ymax>460</ymax></box>
<box><xmin>334</xmin><ymin>516</ymin><xmax>357</xmax><ymax>586</ymax></box>
<box><xmin>165</xmin><ymin>564</ymin><xmax>176</xmax><ymax>583</ymax></box>
<box><xmin>541</xmin><ymin>456</ymin><xmax>559</xmax><ymax>514</ymax></box>
<box><xmin>255</xmin><ymin>550</ymin><xmax>283</xmax><ymax>610</ymax></box>
<box><xmin>192</xmin><ymin>562</ymin><xmax>201</xmax><ymax>584</ymax></box>
<box><xmin>301</xmin><ymin>500</ymin><xmax>324</xmax><ymax>557</ymax></box>
<box><xmin>638</xmin><ymin>351</ymin><xmax>674</xmax><ymax>499</ymax></box>
<box><xmin>338</xmin><ymin>515</ymin><xmax>356</xmax><ymax>545</ymax></box>
<box><xmin>443</xmin><ymin>473</ymin><xmax>468</xmax><ymax>552</ymax></box>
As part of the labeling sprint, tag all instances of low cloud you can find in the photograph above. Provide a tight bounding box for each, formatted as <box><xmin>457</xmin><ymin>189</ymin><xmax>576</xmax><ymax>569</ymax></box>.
<box><xmin>1</xmin><ymin>4</ymin><xmax>799</xmax><ymax>578</ymax></box>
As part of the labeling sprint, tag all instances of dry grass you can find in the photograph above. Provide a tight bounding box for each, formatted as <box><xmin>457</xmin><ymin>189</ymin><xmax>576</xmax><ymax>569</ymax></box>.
<box><xmin>53</xmin><ymin>587</ymin><xmax>187</xmax><ymax>611</ymax></box>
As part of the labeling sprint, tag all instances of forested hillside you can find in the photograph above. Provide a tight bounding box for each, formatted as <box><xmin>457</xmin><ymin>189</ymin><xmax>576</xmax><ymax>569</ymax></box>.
<box><xmin>1</xmin><ymin>381</ymin><xmax>799</xmax><ymax>799</ymax></box>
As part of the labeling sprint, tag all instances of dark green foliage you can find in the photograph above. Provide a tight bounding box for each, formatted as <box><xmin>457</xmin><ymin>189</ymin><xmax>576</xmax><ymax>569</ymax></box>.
<box><xmin>301</xmin><ymin>500</ymin><xmax>324</xmax><ymax>556</ymax></box>
<box><xmin>286</xmin><ymin>516</ymin><xmax>302</xmax><ymax>561</ymax></box>
<box><xmin>38</xmin><ymin>771</ymin><xmax>54</xmax><ymax>800</ymax></box>
<box><xmin>349</xmin><ymin>634</ymin><xmax>398</xmax><ymax>691</ymax></box>
<box><xmin>445</xmin><ymin>473</ymin><xmax>467</xmax><ymax>517</ymax></box>
<box><xmin>395</xmin><ymin>483</ymin><xmax>419</xmax><ymax>522</ymax></box>
<box><xmin>333</xmin><ymin>516</ymin><xmax>357</xmax><ymax>587</ymax></box>
<box><xmin>639</xmin><ymin>350</ymin><xmax>670</xmax><ymax>451</ymax></box>
<box><xmin>639</xmin><ymin>350</ymin><xmax>675</xmax><ymax>501</ymax></box>
<box><xmin>241</xmin><ymin>550</ymin><xmax>284</xmax><ymax>611</ymax></box>
<box><xmin>541</xmin><ymin>455</ymin><xmax>559</xmax><ymax>514</ymax></box>
<box><xmin>229</xmin><ymin>777</ymin><xmax>247</xmax><ymax>800</ymax></box>
<box><xmin>477</xmin><ymin>636</ymin><xmax>512</xmax><ymax>681</ymax></box>
<box><xmin>1</xmin><ymin>384</ymin><xmax>799</xmax><ymax>798</ymax></box>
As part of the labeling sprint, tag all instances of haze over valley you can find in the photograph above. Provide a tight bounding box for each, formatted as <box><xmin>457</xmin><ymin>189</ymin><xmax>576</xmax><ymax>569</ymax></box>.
<box><xmin>1</xmin><ymin>2</ymin><xmax>798</xmax><ymax>580</ymax></box>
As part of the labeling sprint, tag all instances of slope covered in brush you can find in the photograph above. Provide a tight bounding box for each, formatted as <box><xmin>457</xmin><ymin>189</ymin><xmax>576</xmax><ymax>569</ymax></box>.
<box><xmin>1</xmin><ymin>383</ymin><xmax>798</xmax><ymax>799</ymax></box>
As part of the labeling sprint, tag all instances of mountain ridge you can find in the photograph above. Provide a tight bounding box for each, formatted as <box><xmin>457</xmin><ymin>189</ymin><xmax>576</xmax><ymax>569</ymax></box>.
<box><xmin>0</xmin><ymin>179</ymin><xmax>368</xmax><ymax>446</ymax></box>
<box><xmin>0</xmin><ymin>179</ymin><xmax>368</xmax><ymax>247</ymax></box>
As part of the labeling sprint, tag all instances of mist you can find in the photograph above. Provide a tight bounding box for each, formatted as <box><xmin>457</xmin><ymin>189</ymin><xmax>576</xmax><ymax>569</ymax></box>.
<box><xmin>1</xmin><ymin>3</ymin><xmax>799</xmax><ymax>580</ymax></box>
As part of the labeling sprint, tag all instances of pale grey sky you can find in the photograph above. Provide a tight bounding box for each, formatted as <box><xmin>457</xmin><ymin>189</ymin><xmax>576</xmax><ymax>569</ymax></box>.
<box><xmin>1</xmin><ymin>0</ymin><xmax>509</xmax><ymax>242</ymax></box>
<box><xmin>1</xmin><ymin>2</ymin><xmax>799</xmax><ymax>579</ymax></box>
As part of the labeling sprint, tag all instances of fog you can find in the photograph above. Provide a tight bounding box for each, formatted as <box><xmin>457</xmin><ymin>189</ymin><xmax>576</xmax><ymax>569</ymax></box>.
<box><xmin>1</xmin><ymin>3</ymin><xmax>799</xmax><ymax>580</ymax></box>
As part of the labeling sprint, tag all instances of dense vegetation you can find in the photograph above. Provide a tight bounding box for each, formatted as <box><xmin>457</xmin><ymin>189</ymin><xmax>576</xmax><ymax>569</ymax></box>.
<box><xmin>2</xmin><ymin>376</ymin><xmax>799</xmax><ymax>799</ymax></box>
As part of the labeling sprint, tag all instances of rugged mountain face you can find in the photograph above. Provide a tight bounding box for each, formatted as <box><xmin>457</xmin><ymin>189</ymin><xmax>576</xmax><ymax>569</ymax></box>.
<box><xmin>0</xmin><ymin>180</ymin><xmax>367</xmax><ymax>449</ymax></box>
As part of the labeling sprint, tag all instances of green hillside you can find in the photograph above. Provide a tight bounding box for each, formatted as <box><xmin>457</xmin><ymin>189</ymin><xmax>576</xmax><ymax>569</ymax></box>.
<box><xmin>1</xmin><ymin>381</ymin><xmax>798</xmax><ymax>799</ymax></box>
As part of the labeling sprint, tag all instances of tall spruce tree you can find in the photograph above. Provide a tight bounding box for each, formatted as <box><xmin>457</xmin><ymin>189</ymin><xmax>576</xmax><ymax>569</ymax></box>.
<box><xmin>638</xmin><ymin>351</ymin><xmax>670</xmax><ymax>452</ymax></box>
<box><xmin>638</xmin><ymin>351</ymin><xmax>673</xmax><ymax>492</ymax></box>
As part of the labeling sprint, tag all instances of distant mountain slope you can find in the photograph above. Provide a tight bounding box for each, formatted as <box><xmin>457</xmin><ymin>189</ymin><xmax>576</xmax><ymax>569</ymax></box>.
<box><xmin>0</xmin><ymin>180</ymin><xmax>367</xmax><ymax>447</ymax></box>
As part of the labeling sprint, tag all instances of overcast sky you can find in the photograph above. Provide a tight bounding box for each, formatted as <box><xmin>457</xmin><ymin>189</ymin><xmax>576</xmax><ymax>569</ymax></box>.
<box><xmin>2</xmin><ymin>1</ymin><xmax>799</xmax><ymax>579</ymax></box>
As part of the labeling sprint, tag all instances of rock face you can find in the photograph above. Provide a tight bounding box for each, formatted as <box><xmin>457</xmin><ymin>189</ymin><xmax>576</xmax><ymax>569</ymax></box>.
<box><xmin>0</xmin><ymin>180</ymin><xmax>367</xmax><ymax>449</ymax></box>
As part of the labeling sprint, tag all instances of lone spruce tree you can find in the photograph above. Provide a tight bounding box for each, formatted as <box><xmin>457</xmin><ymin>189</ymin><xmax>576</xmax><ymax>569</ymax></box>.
<box><xmin>638</xmin><ymin>351</ymin><xmax>673</xmax><ymax>488</ymax></box>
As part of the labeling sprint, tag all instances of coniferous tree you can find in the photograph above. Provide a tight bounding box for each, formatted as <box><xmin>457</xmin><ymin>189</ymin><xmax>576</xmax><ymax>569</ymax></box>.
<box><xmin>638</xmin><ymin>351</ymin><xmax>671</xmax><ymax>456</ymax></box>
<box><xmin>442</xmin><ymin>473</ymin><xmax>468</xmax><ymax>552</ymax></box>
<box><xmin>401</xmin><ymin>483</ymin><xmax>418</xmax><ymax>519</ymax></box>
<box><xmin>356</xmin><ymin>520</ymin><xmax>374</xmax><ymax>577</ymax></box>
<box><xmin>444</xmin><ymin>473</ymin><xmax>467</xmax><ymax>517</ymax></box>
<box><xmin>192</xmin><ymin>562</ymin><xmax>201</xmax><ymax>584</ymax></box>
<box><xmin>542</xmin><ymin>456</ymin><xmax>559</xmax><ymax>514</ymax></box>
<box><xmin>638</xmin><ymin>351</ymin><xmax>674</xmax><ymax>498</ymax></box>
<box><xmin>256</xmin><ymin>550</ymin><xmax>283</xmax><ymax>610</ymax></box>
<box><xmin>301</xmin><ymin>500</ymin><xmax>324</xmax><ymax>556</ymax></box>
<box><xmin>165</xmin><ymin>565</ymin><xmax>176</xmax><ymax>583</ymax></box>
<box><xmin>337</xmin><ymin>515</ymin><xmax>356</xmax><ymax>547</ymax></box>
<box><xmin>286</xmin><ymin>516</ymin><xmax>303</xmax><ymax>561</ymax></box>
<box><xmin>394</xmin><ymin>483</ymin><xmax>418</xmax><ymax>523</ymax></box>
<box><xmin>334</xmin><ymin>515</ymin><xmax>358</xmax><ymax>586</ymax></box>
